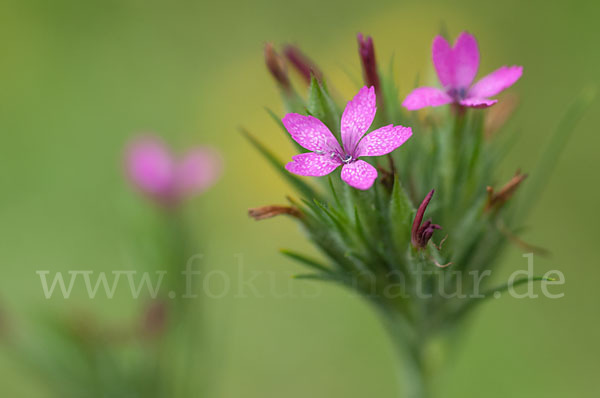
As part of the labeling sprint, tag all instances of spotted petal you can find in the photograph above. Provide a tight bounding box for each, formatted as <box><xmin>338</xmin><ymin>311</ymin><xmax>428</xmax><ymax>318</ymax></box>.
<box><xmin>469</xmin><ymin>66</ymin><xmax>523</xmax><ymax>99</ymax></box>
<box><xmin>402</xmin><ymin>87</ymin><xmax>453</xmax><ymax>110</ymax></box>
<box><xmin>285</xmin><ymin>152</ymin><xmax>341</xmax><ymax>177</ymax></box>
<box><xmin>358</xmin><ymin>125</ymin><xmax>412</xmax><ymax>157</ymax></box>
<box><xmin>282</xmin><ymin>113</ymin><xmax>340</xmax><ymax>153</ymax></box>
<box><xmin>341</xmin><ymin>86</ymin><xmax>376</xmax><ymax>155</ymax></box>
<box><xmin>340</xmin><ymin>160</ymin><xmax>377</xmax><ymax>190</ymax></box>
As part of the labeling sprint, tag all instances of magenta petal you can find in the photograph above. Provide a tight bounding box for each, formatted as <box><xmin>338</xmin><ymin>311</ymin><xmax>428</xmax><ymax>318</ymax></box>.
<box><xmin>126</xmin><ymin>136</ymin><xmax>175</xmax><ymax>197</ymax></box>
<box><xmin>469</xmin><ymin>66</ymin><xmax>523</xmax><ymax>99</ymax></box>
<box><xmin>432</xmin><ymin>35</ymin><xmax>454</xmax><ymax>88</ymax></box>
<box><xmin>452</xmin><ymin>32</ymin><xmax>479</xmax><ymax>88</ymax></box>
<box><xmin>402</xmin><ymin>87</ymin><xmax>453</xmax><ymax>110</ymax></box>
<box><xmin>340</xmin><ymin>160</ymin><xmax>377</xmax><ymax>190</ymax></box>
<box><xmin>432</xmin><ymin>32</ymin><xmax>479</xmax><ymax>89</ymax></box>
<box><xmin>282</xmin><ymin>113</ymin><xmax>340</xmax><ymax>153</ymax></box>
<box><xmin>459</xmin><ymin>97</ymin><xmax>497</xmax><ymax>108</ymax></box>
<box><xmin>341</xmin><ymin>86</ymin><xmax>376</xmax><ymax>154</ymax></box>
<box><xmin>175</xmin><ymin>147</ymin><xmax>222</xmax><ymax>196</ymax></box>
<box><xmin>358</xmin><ymin>125</ymin><xmax>412</xmax><ymax>157</ymax></box>
<box><xmin>285</xmin><ymin>152</ymin><xmax>341</xmax><ymax>177</ymax></box>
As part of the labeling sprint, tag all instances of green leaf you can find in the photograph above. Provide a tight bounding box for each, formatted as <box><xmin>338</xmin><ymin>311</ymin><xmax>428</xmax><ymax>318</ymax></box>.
<box><xmin>293</xmin><ymin>272</ymin><xmax>354</xmax><ymax>288</ymax></box>
<box><xmin>518</xmin><ymin>88</ymin><xmax>595</xmax><ymax>218</ymax></box>
<box><xmin>280</xmin><ymin>90</ymin><xmax>305</xmax><ymax>114</ymax></box>
<box><xmin>379</xmin><ymin>55</ymin><xmax>405</xmax><ymax>125</ymax></box>
<box><xmin>307</xmin><ymin>75</ymin><xmax>341</xmax><ymax>136</ymax></box>
<box><xmin>313</xmin><ymin>199</ymin><xmax>351</xmax><ymax>240</ymax></box>
<box><xmin>265</xmin><ymin>107</ymin><xmax>286</xmax><ymax>131</ymax></box>
<box><xmin>265</xmin><ymin>107</ymin><xmax>305</xmax><ymax>153</ymax></box>
<box><xmin>280</xmin><ymin>249</ymin><xmax>332</xmax><ymax>274</ymax></box>
<box><xmin>450</xmin><ymin>276</ymin><xmax>555</xmax><ymax>322</ymax></box>
<box><xmin>483</xmin><ymin>276</ymin><xmax>554</xmax><ymax>297</ymax></box>
<box><xmin>328</xmin><ymin>175</ymin><xmax>343</xmax><ymax>210</ymax></box>
<box><xmin>389</xmin><ymin>177</ymin><xmax>414</xmax><ymax>248</ymax></box>
<box><xmin>240</xmin><ymin>127</ymin><xmax>320</xmax><ymax>200</ymax></box>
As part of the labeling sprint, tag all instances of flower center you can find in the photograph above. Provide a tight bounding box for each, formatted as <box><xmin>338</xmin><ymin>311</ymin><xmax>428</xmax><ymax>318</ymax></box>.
<box><xmin>448</xmin><ymin>87</ymin><xmax>468</xmax><ymax>101</ymax></box>
<box><xmin>341</xmin><ymin>153</ymin><xmax>353</xmax><ymax>164</ymax></box>
<box><xmin>316</xmin><ymin>148</ymin><xmax>354</xmax><ymax>164</ymax></box>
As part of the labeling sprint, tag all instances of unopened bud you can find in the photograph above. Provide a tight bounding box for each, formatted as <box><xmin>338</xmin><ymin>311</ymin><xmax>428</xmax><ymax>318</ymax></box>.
<box><xmin>283</xmin><ymin>45</ymin><xmax>322</xmax><ymax>84</ymax></box>
<box><xmin>264</xmin><ymin>42</ymin><xmax>291</xmax><ymax>92</ymax></box>
<box><xmin>411</xmin><ymin>190</ymin><xmax>442</xmax><ymax>249</ymax></box>
<box><xmin>357</xmin><ymin>33</ymin><xmax>382</xmax><ymax>99</ymax></box>
<box><xmin>486</xmin><ymin>171</ymin><xmax>528</xmax><ymax>211</ymax></box>
<box><xmin>248</xmin><ymin>205</ymin><xmax>302</xmax><ymax>221</ymax></box>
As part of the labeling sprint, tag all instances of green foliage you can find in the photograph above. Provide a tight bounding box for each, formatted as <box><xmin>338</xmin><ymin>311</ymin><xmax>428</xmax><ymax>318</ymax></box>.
<box><xmin>306</xmin><ymin>76</ymin><xmax>342</xmax><ymax>136</ymax></box>
<box><xmin>248</xmin><ymin>57</ymin><xmax>591</xmax><ymax>351</ymax></box>
<box><xmin>248</xmin><ymin>42</ymin><xmax>595</xmax><ymax>398</ymax></box>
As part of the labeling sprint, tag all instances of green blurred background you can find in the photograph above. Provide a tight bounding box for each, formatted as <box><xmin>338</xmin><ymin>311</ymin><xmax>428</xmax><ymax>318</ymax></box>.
<box><xmin>0</xmin><ymin>0</ymin><xmax>598</xmax><ymax>396</ymax></box>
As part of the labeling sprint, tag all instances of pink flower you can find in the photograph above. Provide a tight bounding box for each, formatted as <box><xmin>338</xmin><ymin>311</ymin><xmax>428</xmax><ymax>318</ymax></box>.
<box><xmin>283</xmin><ymin>86</ymin><xmax>412</xmax><ymax>190</ymax></box>
<box><xmin>126</xmin><ymin>135</ymin><xmax>222</xmax><ymax>205</ymax></box>
<box><xmin>403</xmin><ymin>32</ymin><xmax>522</xmax><ymax>110</ymax></box>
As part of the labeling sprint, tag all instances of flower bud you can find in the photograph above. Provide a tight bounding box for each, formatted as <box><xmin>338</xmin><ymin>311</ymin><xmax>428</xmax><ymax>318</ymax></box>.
<box><xmin>357</xmin><ymin>33</ymin><xmax>382</xmax><ymax>99</ymax></box>
<box><xmin>264</xmin><ymin>42</ymin><xmax>291</xmax><ymax>92</ymax></box>
<box><xmin>411</xmin><ymin>189</ymin><xmax>442</xmax><ymax>249</ymax></box>
<box><xmin>248</xmin><ymin>205</ymin><xmax>302</xmax><ymax>221</ymax></box>
<box><xmin>283</xmin><ymin>45</ymin><xmax>322</xmax><ymax>84</ymax></box>
<box><xmin>486</xmin><ymin>171</ymin><xmax>527</xmax><ymax>211</ymax></box>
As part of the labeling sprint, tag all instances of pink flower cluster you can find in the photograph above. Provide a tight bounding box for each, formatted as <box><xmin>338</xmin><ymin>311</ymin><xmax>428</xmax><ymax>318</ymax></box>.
<box><xmin>283</xmin><ymin>32</ymin><xmax>522</xmax><ymax>190</ymax></box>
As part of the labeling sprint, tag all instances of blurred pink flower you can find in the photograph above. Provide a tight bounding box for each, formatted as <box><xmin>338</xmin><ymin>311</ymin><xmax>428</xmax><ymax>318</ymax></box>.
<box><xmin>284</xmin><ymin>86</ymin><xmax>412</xmax><ymax>190</ymax></box>
<box><xmin>403</xmin><ymin>32</ymin><xmax>522</xmax><ymax>110</ymax></box>
<box><xmin>126</xmin><ymin>135</ymin><xmax>222</xmax><ymax>205</ymax></box>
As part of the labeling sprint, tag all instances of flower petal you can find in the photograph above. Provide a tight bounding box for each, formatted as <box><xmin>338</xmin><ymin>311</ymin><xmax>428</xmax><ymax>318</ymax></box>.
<box><xmin>358</xmin><ymin>125</ymin><xmax>412</xmax><ymax>157</ymax></box>
<box><xmin>432</xmin><ymin>32</ymin><xmax>479</xmax><ymax>89</ymax></box>
<box><xmin>341</xmin><ymin>86</ymin><xmax>376</xmax><ymax>154</ymax></box>
<box><xmin>126</xmin><ymin>136</ymin><xmax>175</xmax><ymax>197</ymax></box>
<box><xmin>282</xmin><ymin>113</ymin><xmax>340</xmax><ymax>153</ymax></box>
<box><xmin>459</xmin><ymin>97</ymin><xmax>498</xmax><ymax>108</ymax></box>
<box><xmin>402</xmin><ymin>87</ymin><xmax>453</xmax><ymax>110</ymax></box>
<box><xmin>340</xmin><ymin>160</ymin><xmax>377</xmax><ymax>190</ymax></box>
<box><xmin>452</xmin><ymin>32</ymin><xmax>479</xmax><ymax>88</ymax></box>
<box><xmin>432</xmin><ymin>35</ymin><xmax>454</xmax><ymax>88</ymax></box>
<box><xmin>285</xmin><ymin>152</ymin><xmax>341</xmax><ymax>177</ymax></box>
<box><xmin>175</xmin><ymin>147</ymin><xmax>223</xmax><ymax>196</ymax></box>
<box><xmin>469</xmin><ymin>66</ymin><xmax>523</xmax><ymax>99</ymax></box>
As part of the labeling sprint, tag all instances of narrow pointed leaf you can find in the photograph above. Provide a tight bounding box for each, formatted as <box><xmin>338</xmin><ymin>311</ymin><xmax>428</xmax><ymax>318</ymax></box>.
<box><xmin>389</xmin><ymin>177</ymin><xmax>414</xmax><ymax>248</ymax></box>
<box><xmin>240</xmin><ymin>127</ymin><xmax>319</xmax><ymax>200</ymax></box>
<box><xmin>307</xmin><ymin>75</ymin><xmax>341</xmax><ymax>136</ymax></box>
<box><xmin>518</xmin><ymin>88</ymin><xmax>595</xmax><ymax>218</ymax></box>
<box><xmin>450</xmin><ymin>276</ymin><xmax>555</xmax><ymax>321</ymax></box>
<box><xmin>280</xmin><ymin>249</ymin><xmax>332</xmax><ymax>274</ymax></box>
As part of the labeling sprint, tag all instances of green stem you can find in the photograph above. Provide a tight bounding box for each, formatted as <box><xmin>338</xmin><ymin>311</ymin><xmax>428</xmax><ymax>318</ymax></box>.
<box><xmin>378</xmin><ymin>309</ymin><xmax>433</xmax><ymax>398</ymax></box>
<box><xmin>401</xmin><ymin>346</ymin><xmax>430</xmax><ymax>398</ymax></box>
